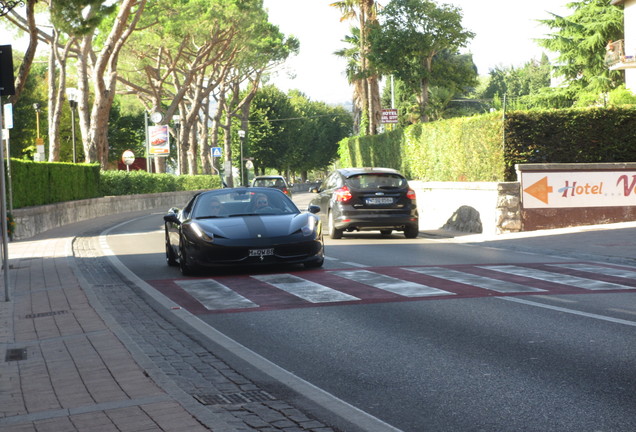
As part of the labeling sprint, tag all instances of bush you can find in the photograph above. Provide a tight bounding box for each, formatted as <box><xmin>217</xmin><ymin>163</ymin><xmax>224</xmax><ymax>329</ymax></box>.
<box><xmin>8</xmin><ymin>160</ymin><xmax>222</xmax><ymax>209</ymax></box>
<box><xmin>338</xmin><ymin>107</ymin><xmax>636</xmax><ymax>182</ymax></box>
<box><xmin>99</xmin><ymin>170</ymin><xmax>221</xmax><ymax>196</ymax></box>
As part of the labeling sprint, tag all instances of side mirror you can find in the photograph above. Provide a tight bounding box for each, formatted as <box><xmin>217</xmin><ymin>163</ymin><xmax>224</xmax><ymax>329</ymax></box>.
<box><xmin>163</xmin><ymin>211</ymin><xmax>180</xmax><ymax>224</ymax></box>
<box><xmin>307</xmin><ymin>204</ymin><xmax>321</xmax><ymax>214</ymax></box>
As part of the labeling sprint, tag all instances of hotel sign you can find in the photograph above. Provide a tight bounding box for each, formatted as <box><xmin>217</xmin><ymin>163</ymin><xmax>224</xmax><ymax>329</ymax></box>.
<box><xmin>521</xmin><ymin>171</ymin><xmax>636</xmax><ymax>208</ymax></box>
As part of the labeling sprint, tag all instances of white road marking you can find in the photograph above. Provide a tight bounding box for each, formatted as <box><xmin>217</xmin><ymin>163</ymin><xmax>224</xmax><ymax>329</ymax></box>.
<box><xmin>340</xmin><ymin>261</ymin><xmax>369</xmax><ymax>268</ymax></box>
<box><xmin>501</xmin><ymin>297</ymin><xmax>636</xmax><ymax>328</ymax></box>
<box><xmin>407</xmin><ymin>267</ymin><xmax>545</xmax><ymax>293</ymax></box>
<box><xmin>175</xmin><ymin>279</ymin><xmax>258</xmax><ymax>310</ymax></box>
<box><xmin>330</xmin><ymin>270</ymin><xmax>454</xmax><ymax>297</ymax></box>
<box><xmin>548</xmin><ymin>263</ymin><xmax>636</xmax><ymax>280</ymax></box>
<box><xmin>252</xmin><ymin>274</ymin><xmax>360</xmax><ymax>303</ymax></box>
<box><xmin>482</xmin><ymin>265</ymin><xmax>633</xmax><ymax>291</ymax></box>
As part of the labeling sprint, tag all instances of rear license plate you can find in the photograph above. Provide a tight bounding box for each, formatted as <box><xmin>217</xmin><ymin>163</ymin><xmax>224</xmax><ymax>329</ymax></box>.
<box><xmin>365</xmin><ymin>197</ymin><xmax>393</xmax><ymax>205</ymax></box>
<box><xmin>249</xmin><ymin>248</ymin><xmax>274</xmax><ymax>257</ymax></box>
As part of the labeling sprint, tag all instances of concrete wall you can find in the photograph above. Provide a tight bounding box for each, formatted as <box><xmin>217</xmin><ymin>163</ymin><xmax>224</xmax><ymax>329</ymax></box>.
<box><xmin>411</xmin><ymin>181</ymin><xmax>521</xmax><ymax>236</ymax></box>
<box><xmin>11</xmin><ymin>191</ymin><xmax>198</xmax><ymax>241</ymax></box>
<box><xmin>10</xmin><ymin>183</ymin><xmax>524</xmax><ymax>241</ymax></box>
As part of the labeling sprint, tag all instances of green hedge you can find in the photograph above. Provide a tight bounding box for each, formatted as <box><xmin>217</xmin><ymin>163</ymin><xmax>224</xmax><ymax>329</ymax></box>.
<box><xmin>99</xmin><ymin>170</ymin><xmax>220</xmax><ymax>196</ymax></box>
<box><xmin>338</xmin><ymin>107</ymin><xmax>636</xmax><ymax>182</ymax></box>
<box><xmin>339</xmin><ymin>112</ymin><xmax>504</xmax><ymax>181</ymax></box>
<box><xmin>503</xmin><ymin>107</ymin><xmax>636</xmax><ymax>179</ymax></box>
<box><xmin>10</xmin><ymin>160</ymin><xmax>101</xmax><ymax>208</ymax></box>
<box><xmin>7</xmin><ymin>160</ymin><xmax>221</xmax><ymax>209</ymax></box>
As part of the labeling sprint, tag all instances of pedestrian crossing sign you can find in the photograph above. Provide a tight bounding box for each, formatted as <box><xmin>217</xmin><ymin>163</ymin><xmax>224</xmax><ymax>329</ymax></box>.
<box><xmin>211</xmin><ymin>147</ymin><xmax>222</xmax><ymax>158</ymax></box>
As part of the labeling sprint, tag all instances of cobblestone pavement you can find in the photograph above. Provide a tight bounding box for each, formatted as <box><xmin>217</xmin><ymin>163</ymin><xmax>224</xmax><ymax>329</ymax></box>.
<box><xmin>71</xmin><ymin>230</ymin><xmax>338</xmax><ymax>432</ymax></box>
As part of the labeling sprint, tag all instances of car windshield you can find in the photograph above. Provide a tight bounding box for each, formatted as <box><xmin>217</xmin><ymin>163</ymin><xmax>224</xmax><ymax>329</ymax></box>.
<box><xmin>192</xmin><ymin>189</ymin><xmax>299</xmax><ymax>218</ymax></box>
<box><xmin>253</xmin><ymin>178</ymin><xmax>286</xmax><ymax>188</ymax></box>
<box><xmin>345</xmin><ymin>174</ymin><xmax>406</xmax><ymax>190</ymax></box>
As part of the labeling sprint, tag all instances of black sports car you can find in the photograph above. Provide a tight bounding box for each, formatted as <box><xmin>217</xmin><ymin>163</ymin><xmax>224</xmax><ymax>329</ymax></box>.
<box><xmin>163</xmin><ymin>188</ymin><xmax>324</xmax><ymax>275</ymax></box>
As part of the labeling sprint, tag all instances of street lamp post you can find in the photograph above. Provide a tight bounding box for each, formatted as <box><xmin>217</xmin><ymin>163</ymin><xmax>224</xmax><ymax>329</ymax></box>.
<box><xmin>32</xmin><ymin>103</ymin><xmax>40</xmax><ymax>139</ymax></box>
<box><xmin>238</xmin><ymin>129</ymin><xmax>245</xmax><ymax>186</ymax></box>
<box><xmin>173</xmin><ymin>114</ymin><xmax>181</xmax><ymax>175</ymax></box>
<box><xmin>66</xmin><ymin>88</ymin><xmax>78</xmax><ymax>163</ymax></box>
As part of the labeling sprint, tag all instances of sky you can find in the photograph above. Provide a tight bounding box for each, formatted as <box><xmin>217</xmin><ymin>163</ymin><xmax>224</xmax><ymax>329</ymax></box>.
<box><xmin>262</xmin><ymin>0</ymin><xmax>572</xmax><ymax>106</ymax></box>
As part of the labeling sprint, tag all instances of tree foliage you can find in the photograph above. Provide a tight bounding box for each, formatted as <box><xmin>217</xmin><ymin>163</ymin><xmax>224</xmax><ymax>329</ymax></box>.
<box><xmin>369</xmin><ymin>0</ymin><xmax>475</xmax><ymax>122</ymax></box>
<box><xmin>536</xmin><ymin>0</ymin><xmax>623</xmax><ymax>94</ymax></box>
<box><xmin>247</xmin><ymin>86</ymin><xmax>352</xmax><ymax>178</ymax></box>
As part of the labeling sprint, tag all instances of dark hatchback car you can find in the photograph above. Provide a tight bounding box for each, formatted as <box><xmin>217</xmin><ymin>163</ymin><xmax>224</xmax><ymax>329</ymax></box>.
<box><xmin>310</xmin><ymin>167</ymin><xmax>419</xmax><ymax>239</ymax></box>
<box><xmin>251</xmin><ymin>175</ymin><xmax>292</xmax><ymax>198</ymax></box>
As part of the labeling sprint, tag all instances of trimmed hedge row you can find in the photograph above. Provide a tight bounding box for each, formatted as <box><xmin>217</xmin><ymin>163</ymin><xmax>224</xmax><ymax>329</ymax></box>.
<box><xmin>10</xmin><ymin>160</ymin><xmax>101</xmax><ymax>208</ymax></box>
<box><xmin>7</xmin><ymin>160</ymin><xmax>221</xmax><ymax>209</ymax></box>
<box><xmin>338</xmin><ymin>107</ymin><xmax>636</xmax><ymax>181</ymax></box>
<box><xmin>99</xmin><ymin>170</ymin><xmax>221</xmax><ymax>196</ymax></box>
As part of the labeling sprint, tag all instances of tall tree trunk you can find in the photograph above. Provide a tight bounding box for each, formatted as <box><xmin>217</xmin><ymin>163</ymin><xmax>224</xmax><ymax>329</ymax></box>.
<box><xmin>418</xmin><ymin>56</ymin><xmax>433</xmax><ymax>123</ymax></box>
<box><xmin>7</xmin><ymin>0</ymin><xmax>38</xmax><ymax>105</ymax></box>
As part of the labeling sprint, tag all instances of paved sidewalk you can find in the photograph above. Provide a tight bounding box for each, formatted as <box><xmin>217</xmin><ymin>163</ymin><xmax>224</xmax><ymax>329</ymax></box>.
<box><xmin>0</xmin><ymin>214</ymin><xmax>338</xmax><ymax>432</ymax></box>
<box><xmin>0</xmin><ymin>236</ymin><xmax>209</xmax><ymax>432</ymax></box>
<box><xmin>1</xmin><ymin>214</ymin><xmax>635</xmax><ymax>432</ymax></box>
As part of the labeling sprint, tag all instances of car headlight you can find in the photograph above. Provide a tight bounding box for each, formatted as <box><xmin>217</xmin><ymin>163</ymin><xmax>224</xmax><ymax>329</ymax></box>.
<box><xmin>301</xmin><ymin>216</ymin><xmax>317</xmax><ymax>236</ymax></box>
<box><xmin>189</xmin><ymin>222</ymin><xmax>214</xmax><ymax>243</ymax></box>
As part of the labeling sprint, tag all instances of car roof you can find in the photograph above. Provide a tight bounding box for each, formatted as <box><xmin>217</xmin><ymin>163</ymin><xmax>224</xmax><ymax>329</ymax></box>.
<box><xmin>253</xmin><ymin>175</ymin><xmax>285</xmax><ymax>180</ymax></box>
<box><xmin>336</xmin><ymin>167</ymin><xmax>402</xmax><ymax>178</ymax></box>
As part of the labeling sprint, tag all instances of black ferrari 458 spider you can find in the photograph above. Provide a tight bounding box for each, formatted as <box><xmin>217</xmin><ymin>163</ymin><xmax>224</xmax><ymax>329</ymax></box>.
<box><xmin>163</xmin><ymin>187</ymin><xmax>324</xmax><ymax>275</ymax></box>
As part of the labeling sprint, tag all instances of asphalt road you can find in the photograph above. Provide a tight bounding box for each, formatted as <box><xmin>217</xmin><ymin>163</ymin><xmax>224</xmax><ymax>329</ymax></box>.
<box><xmin>104</xmin><ymin>194</ymin><xmax>636</xmax><ymax>432</ymax></box>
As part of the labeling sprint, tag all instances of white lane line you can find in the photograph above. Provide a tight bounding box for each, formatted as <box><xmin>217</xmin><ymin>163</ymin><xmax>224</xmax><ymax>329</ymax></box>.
<box><xmin>340</xmin><ymin>261</ymin><xmax>369</xmax><ymax>268</ymax></box>
<box><xmin>175</xmin><ymin>279</ymin><xmax>258</xmax><ymax>310</ymax></box>
<box><xmin>482</xmin><ymin>265</ymin><xmax>633</xmax><ymax>291</ymax></box>
<box><xmin>252</xmin><ymin>274</ymin><xmax>360</xmax><ymax>303</ymax></box>
<box><xmin>407</xmin><ymin>267</ymin><xmax>545</xmax><ymax>293</ymax></box>
<box><xmin>330</xmin><ymin>270</ymin><xmax>454</xmax><ymax>297</ymax></box>
<box><xmin>501</xmin><ymin>297</ymin><xmax>636</xmax><ymax>328</ymax></box>
<box><xmin>548</xmin><ymin>263</ymin><xmax>636</xmax><ymax>280</ymax></box>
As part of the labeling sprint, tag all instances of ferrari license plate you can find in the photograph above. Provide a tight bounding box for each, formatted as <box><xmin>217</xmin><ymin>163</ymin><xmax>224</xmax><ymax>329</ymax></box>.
<box><xmin>366</xmin><ymin>197</ymin><xmax>393</xmax><ymax>205</ymax></box>
<box><xmin>249</xmin><ymin>248</ymin><xmax>274</xmax><ymax>257</ymax></box>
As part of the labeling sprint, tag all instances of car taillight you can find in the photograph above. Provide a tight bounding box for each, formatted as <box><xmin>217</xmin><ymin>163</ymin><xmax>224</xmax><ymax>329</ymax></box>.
<box><xmin>283</xmin><ymin>188</ymin><xmax>290</xmax><ymax>195</ymax></box>
<box><xmin>407</xmin><ymin>189</ymin><xmax>416</xmax><ymax>200</ymax></box>
<box><xmin>335</xmin><ymin>185</ymin><xmax>352</xmax><ymax>202</ymax></box>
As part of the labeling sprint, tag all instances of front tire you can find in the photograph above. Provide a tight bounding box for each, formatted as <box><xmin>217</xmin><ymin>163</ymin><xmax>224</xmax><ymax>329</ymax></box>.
<box><xmin>304</xmin><ymin>257</ymin><xmax>324</xmax><ymax>269</ymax></box>
<box><xmin>179</xmin><ymin>240</ymin><xmax>195</xmax><ymax>276</ymax></box>
<box><xmin>328</xmin><ymin>210</ymin><xmax>343</xmax><ymax>239</ymax></box>
<box><xmin>165</xmin><ymin>231</ymin><xmax>178</xmax><ymax>267</ymax></box>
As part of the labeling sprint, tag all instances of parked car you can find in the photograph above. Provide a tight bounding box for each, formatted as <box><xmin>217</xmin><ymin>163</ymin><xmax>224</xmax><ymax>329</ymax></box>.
<box><xmin>310</xmin><ymin>167</ymin><xmax>419</xmax><ymax>239</ymax></box>
<box><xmin>164</xmin><ymin>188</ymin><xmax>323</xmax><ymax>275</ymax></box>
<box><xmin>251</xmin><ymin>175</ymin><xmax>292</xmax><ymax>198</ymax></box>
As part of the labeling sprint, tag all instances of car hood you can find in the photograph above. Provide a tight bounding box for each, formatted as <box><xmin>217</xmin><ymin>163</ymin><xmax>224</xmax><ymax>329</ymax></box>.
<box><xmin>193</xmin><ymin>213</ymin><xmax>314</xmax><ymax>239</ymax></box>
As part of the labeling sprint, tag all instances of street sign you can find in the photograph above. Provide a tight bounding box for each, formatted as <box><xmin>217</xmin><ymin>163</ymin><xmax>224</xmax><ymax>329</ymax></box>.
<box><xmin>122</xmin><ymin>150</ymin><xmax>135</xmax><ymax>166</ymax></box>
<box><xmin>211</xmin><ymin>147</ymin><xmax>222</xmax><ymax>158</ymax></box>
<box><xmin>381</xmin><ymin>109</ymin><xmax>398</xmax><ymax>124</ymax></box>
<box><xmin>148</xmin><ymin>125</ymin><xmax>169</xmax><ymax>155</ymax></box>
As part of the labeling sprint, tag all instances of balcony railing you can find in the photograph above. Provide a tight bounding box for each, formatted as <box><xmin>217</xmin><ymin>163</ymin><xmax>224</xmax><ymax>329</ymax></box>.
<box><xmin>605</xmin><ymin>39</ymin><xmax>636</xmax><ymax>69</ymax></box>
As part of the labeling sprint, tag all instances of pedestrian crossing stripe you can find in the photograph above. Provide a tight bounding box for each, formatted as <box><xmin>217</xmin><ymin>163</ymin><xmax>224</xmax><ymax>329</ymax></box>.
<box><xmin>159</xmin><ymin>262</ymin><xmax>636</xmax><ymax>313</ymax></box>
<box><xmin>404</xmin><ymin>267</ymin><xmax>545</xmax><ymax>293</ymax></box>
<box><xmin>252</xmin><ymin>274</ymin><xmax>359</xmax><ymax>303</ymax></box>
<box><xmin>482</xmin><ymin>265</ymin><xmax>634</xmax><ymax>291</ymax></box>
<box><xmin>331</xmin><ymin>269</ymin><xmax>454</xmax><ymax>297</ymax></box>
<box><xmin>175</xmin><ymin>279</ymin><xmax>257</xmax><ymax>310</ymax></box>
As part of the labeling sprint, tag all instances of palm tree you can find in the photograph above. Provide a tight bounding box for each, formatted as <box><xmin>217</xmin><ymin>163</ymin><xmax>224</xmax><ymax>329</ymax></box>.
<box><xmin>331</xmin><ymin>0</ymin><xmax>381</xmax><ymax>135</ymax></box>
